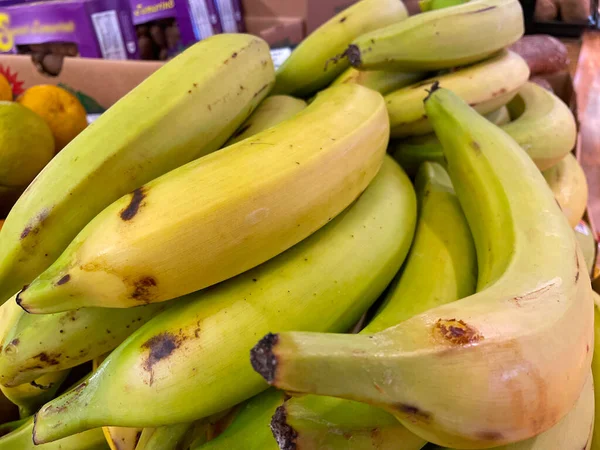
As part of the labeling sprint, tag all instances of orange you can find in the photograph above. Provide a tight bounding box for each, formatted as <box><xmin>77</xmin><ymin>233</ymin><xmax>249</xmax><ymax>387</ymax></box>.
<box><xmin>17</xmin><ymin>85</ymin><xmax>88</xmax><ymax>152</ymax></box>
<box><xmin>0</xmin><ymin>74</ymin><xmax>12</xmax><ymax>101</ymax></box>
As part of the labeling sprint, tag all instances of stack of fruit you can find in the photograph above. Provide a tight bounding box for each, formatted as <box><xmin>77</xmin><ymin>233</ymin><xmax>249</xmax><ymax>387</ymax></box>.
<box><xmin>0</xmin><ymin>0</ymin><xmax>595</xmax><ymax>448</ymax></box>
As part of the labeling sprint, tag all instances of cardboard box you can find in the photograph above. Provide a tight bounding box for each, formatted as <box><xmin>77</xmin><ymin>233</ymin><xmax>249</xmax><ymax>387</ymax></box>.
<box><xmin>305</xmin><ymin>0</ymin><xmax>357</xmax><ymax>34</ymax></box>
<box><xmin>129</xmin><ymin>0</ymin><xmax>176</xmax><ymax>25</ymax></box>
<box><xmin>240</xmin><ymin>0</ymin><xmax>305</xmax><ymax>20</ymax></box>
<box><xmin>0</xmin><ymin>0</ymin><xmax>139</xmax><ymax>59</ymax></box>
<box><xmin>244</xmin><ymin>15</ymin><xmax>303</xmax><ymax>47</ymax></box>
<box><xmin>0</xmin><ymin>53</ymin><xmax>161</xmax><ymax>107</ymax></box>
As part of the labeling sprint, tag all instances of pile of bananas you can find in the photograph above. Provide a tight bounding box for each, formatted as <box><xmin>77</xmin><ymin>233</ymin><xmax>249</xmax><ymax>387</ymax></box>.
<box><xmin>0</xmin><ymin>0</ymin><xmax>595</xmax><ymax>448</ymax></box>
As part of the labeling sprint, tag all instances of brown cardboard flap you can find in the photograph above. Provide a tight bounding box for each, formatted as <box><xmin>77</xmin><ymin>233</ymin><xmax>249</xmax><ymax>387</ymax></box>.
<box><xmin>245</xmin><ymin>16</ymin><xmax>304</xmax><ymax>47</ymax></box>
<box><xmin>241</xmin><ymin>0</ymin><xmax>307</xmax><ymax>19</ymax></box>
<box><xmin>0</xmin><ymin>54</ymin><xmax>162</xmax><ymax>108</ymax></box>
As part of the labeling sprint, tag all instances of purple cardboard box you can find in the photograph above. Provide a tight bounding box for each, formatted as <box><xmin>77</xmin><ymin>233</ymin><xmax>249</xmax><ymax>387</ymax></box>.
<box><xmin>175</xmin><ymin>0</ymin><xmax>222</xmax><ymax>46</ymax></box>
<box><xmin>1</xmin><ymin>0</ymin><xmax>138</xmax><ymax>59</ymax></box>
<box><xmin>214</xmin><ymin>0</ymin><xmax>244</xmax><ymax>32</ymax></box>
<box><xmin>129</xmin><ymin>0</ymin><xmax>176</xmax><ymax>25</ymax></box>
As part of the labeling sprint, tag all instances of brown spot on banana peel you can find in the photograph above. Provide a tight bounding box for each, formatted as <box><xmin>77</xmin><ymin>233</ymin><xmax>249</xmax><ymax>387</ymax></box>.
<box><xmin>20</xmin><ymin>208</ymin><xmax>50</xmax><ymax>240</ymax></box>
<box><xmin>344</xmin><ymin>44</ymin><xmax>362</xmax><ymax>68</ymax></box>
<box><xmin>120</xmin><ymin>187</ymin><xmax>146</xmax><ymax>221</ymax></box>
<box><xmin>396</xmin><ymin>404</ymin><xmax>432</xmax><ymax>424</ymax></box>
<box><xmin>131</xmin><ymin>276</ymin><xmax>158</xmax><ymax>303</ymax></box>
<box><xmin>250</xmin><ymin>333</ymin><xmax>279</xmax><ymax>383</ymax></box>
<box><xmin>34</xmin><ymin>352</ymin><xmax>61</xmax><ymax>366</ymax></box>
<box><xmin>339</xmin><ymin>16</ymin><xmax>347</xmax><ymax>23</ymax></box>
<box><xmin>270</xmin><ymin>405</ymin><xmax>298</xmax><ymax>450</ymax></box>
<box><xmin>433</xmin><ymin>319</ymin><xmax>482</xmax><ymax>345</ymax></box>
<box><xmin>141</xmin><ymin>332</ymin><xmax>185</xmax><ymax>385</ymax></box>
<box><xmin>465</xmin><ymin>5</ymin><xmax>497</xmax><ymax>14</ymax></box>
<box><xmin>477</xmin><ymin>430</ymin><xmax>504</xmax><ymax>440</ymax></box>
<box><xmin>253</xmin><ymin>83</ymin><xmax>271</xmax><ymax>99</ymax></box>
<box><xmin>56</xmin><ymin>274</ymin><xmax>70</xmax><ymax>286</ymax></box>
<box><xmin>30</xmin><ymin>380</ymin><xmax>53</xmax><ymax>390</ymax></box>
<box><xmin>492</xmin><ymin>88</ymin><xmax>507</xmax><ymax>97</ymax></box>
<box><xmin>511</xmin><ymin>280</ymin><xmax>558</xmax><ymax>307</ymax></box>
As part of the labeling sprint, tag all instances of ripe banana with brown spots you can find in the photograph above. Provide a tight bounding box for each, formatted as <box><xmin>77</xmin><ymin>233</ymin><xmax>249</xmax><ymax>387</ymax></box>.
<box><xmin>0</xmin><ymin>33</ymin><xmax>275</xmax><ymax>306</ymax></box>
<box><xmin>385</xmin><ymin>50</ymin><xmax>529</xmax><ymax>138</ymax></box>
<box><xmin>16</xmin><ymin>84</ymin><xmax>389</xmax><ymax>313</ymax></box>
<box><xmin>251</xmin><ymin>87</ymin><xmax>593</xmax><ymax>447</ymax></box>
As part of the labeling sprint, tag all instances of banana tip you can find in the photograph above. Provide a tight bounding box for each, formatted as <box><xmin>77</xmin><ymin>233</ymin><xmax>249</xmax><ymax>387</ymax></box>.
<box><xmin>270</xmin><ymin>405</ymin><xmax>297</xmax><ymax>450</ymax></box>
<box><xmin>250</xmin><ymin>333</ymin><xmax>279</xmax><ymax>383</ymax></box>
<box><xmin>15</xmin><ymin>285</ymin><xmax>32</xmax><ymax>314</ymax></box>
<box><xmin>424</xmin><ymin>80</ymin><xmax>441</xmax><ymax>103</ymax></box>
<box><xmin>344</xmin><ymin>45</ymin><xmax>362</xmax><ymax>67</ymax></box>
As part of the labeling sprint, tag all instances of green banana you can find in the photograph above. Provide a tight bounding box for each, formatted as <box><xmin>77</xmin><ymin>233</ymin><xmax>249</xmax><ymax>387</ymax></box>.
<box><xmin>345</xmin><ymin>0</ymin><xmax>523</xmax><ymax>71</ymax></box>
<box><xmin>430</xmin><ymin>373</ymin><xmax>595</xmax><ymax>449</ymax></box>
<box><xmin>272</xmin><ymin>0</ymin><xmax>408</xmax><ymax>97</ymax></box>
<box><xmin>486</xmin><ymin>106</ymin><xmax>511</xmax><ymax>126</ymax></box>
<box><xmin>17</xmin><ymin>84</ymin><xmax>390</xmax><ymax>313</ymax></box>
<box><xmin>225</xmin><ymin>96</ymin><xmax>307</xmax><ymax>146</ymax></box>
<box><xmin>1</xmin><ymin>369</ymin><xmax>69</xmax><ymax>418</ymax></box>
<box><xmin>575</xmin><ymin>221</ymin><xmax>596</xmax><ymax>277</ymax></box>
<box><xmin>0</xmin><ymin>299</ymin><xmax>169</xmax><ymax>387</ymax></box>
<box><xmin>270</xmin><ymin>161</ymin><xmax>475</xmax><ymax>450</ymax></box>
<box><xmin>134</xmin><ymin>423</ymin><xmax>193</xmax><ymax>450</ymax></box>
<box><xmin>0</xmin><ymin>417</ymin><xmax>29</xmax><ymax>436</ymax></box>
<box><xmin>251</xmin><ymin>87</ymin><xmax>593</xmax><ymax>447</ymax></box>
<box><xmin>385</xmin><ymin>50</ymin><xmax>529</xmax><ymax>137</ymax></box>
<box><xmin>392</xmin><ymin>81</ymin><xmax>577</xmax><ymax>174</ymax></box>
<box><xmin>192</xmin><ymin>389</ymin><xmax>284</xmax><ymax>450</ymax></box>
<box><xmin>420</xmin><ymin>0</ymin><xmax>470</xmax><ymax>11</ymax></box>
<box><xmin>542</xmin><ymin>153</ymin><xmax>588</xmax><ymax>229</ymax></box>
<box><xmin>31</xmin><ymin>156</ymin><xmax>416</xmax><ymax>443</ymax></box>
<box><xmin>0</xmin><ymin>34</ymin><xmax>275</xmax><ymax>305</ymax></box>
<box><xmin>332</xmin><ymin>67</ymin><xmax>426</xmax><ymax>95</ymax></box>
<box><xmin>0</xmin><ymin>417</ymin><xmax>108</xmax><ymax>449</ymax></box>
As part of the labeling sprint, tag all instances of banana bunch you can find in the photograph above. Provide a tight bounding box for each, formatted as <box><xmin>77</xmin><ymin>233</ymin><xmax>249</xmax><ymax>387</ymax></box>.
<box><xmin>0</xmin><ymin>0</ymin><xmax>594</xmax><ymax>448</ymax></box>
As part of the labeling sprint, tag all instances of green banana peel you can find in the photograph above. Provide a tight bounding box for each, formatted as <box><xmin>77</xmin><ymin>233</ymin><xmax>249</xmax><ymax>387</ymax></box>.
<box><xmin>332</xmin><ymin>67</ymin><xmax>426</xmax><ymax>95</ymax></box>
<box><xmin>270</xmin><ymin>162</ymin><xmax>475</xmax><ymax>450</ymax></box>
<box><xmin>575</xmin><ymin>221</ymin><xmax>596</xmax><ymax>277</ymax></box>
<box><xmin>0</xmin><ymin>417</ymin><xmax>108</xmax><ymax>449</ymax></box>
<box><xmin>193</xmin><ymin>389</ymin><xmax>284</xmax><ymax>450</ymax></box>
<box><xmin>1</xmin><ymin>369</ymin><xmax>70</xmax><ymax>418</ymax></box>
<box><xmin>32</xmin><ymin>156</ymin><xmax>416</xmax><ymax>443</ymax></box>
<box><xmin>134</xmin><ymin>423</ymin><xmax>193</xmax><ymax>450</ymax></box>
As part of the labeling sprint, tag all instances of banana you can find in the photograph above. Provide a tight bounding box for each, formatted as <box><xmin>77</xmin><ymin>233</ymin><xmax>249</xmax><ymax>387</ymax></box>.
<box><xmin>91</xmin><ymin>355</ymin><xmax>142</xmax><ymax>450</ymax></box>
<box><xmin>31</xmin><ymin>156</ymin><xmax>416</xmax><ymax>443</ymax></box>
<box><xmin>251</xmin><ymin>87</ymin><xmax>593</xmax><ymax>447</ymax></box>
<box><xmin>420</xmin><ymin>0</ymin><xmax>470</xmax><ymax>11</ymax></box>
<box><xmin>430</xmin><ymin>373</ymin><xmax>595</xmax><ymax>449</ymax></box>
<box><xmin>486</xmin><ymin>106</ymin><xmax>511</xmax><ymax>126</ymax></box>
<box><xmin>392</xmin><ymin>81</ymin><xmax>577</xmax><ymax>174</ymax></box>
<box><xmin>192</xmin><ymin>390</ymin><xmax>284</xmax><ymax>450</ymax></box>
<box><xmin>592</xmin><ymin>292</ymin><xmax>600</xmax><ymax>450</ymax></box>
<box><xmin>332</xmin><ymin>67</ymin><xmax>426</xmax><ymax>95</ymax></box>
<box><xmin>224</xmin><ymin>96</ymin><xmax>307</xmax><ymax>146</ymax></box>
<box><xmin>0</xmin><ymin>417</ymin><xmax>108</xmax><ymax>449</ymax></box>
<box><xmin>134</xmin><ymin>423</ymin><xmax>193</xmax><ymax>450</ymax></box>
<box><xmin>0</xmin><ymin>34</ymin><xmax>275</xmax><ymax>305</ymax></box>
<box><xmin>272</xmin><ymin>0</ymin><xmax>407</xmax><ymax>97</ymax></box>
<box><xmin>345</xmin><ymin>0</ymin><xmax>523</xmax><ymax>71</ymax></box>
<box><xmin>386</xmin><ymin>50</ymin><xmax>529</xmax><ymax>137</ymax></box>
<box><xmin>575</xmin><ymin>221</ymin><xmax>596</xmax><ymax>277</ymax></box>
<box><xmin>542</xmin><ymin>153</ymin><xmax>588</xmax><ymax>229</ymax></box>
<box><xmin>270</xmin><ymin>161</ymin><xmax>475</xmax><ymax>450</ymax></box>
<box><xmin>0</xmin><ymin>298</ymin><xmax>169</xmax><ymax>387</ymax></box>
<box><xmin>1</xmin><ymin>369</ymin><xmax>69</xmax><ymax>418</ymax></box>
<box><xmin>0</xmin><ymin>417</ymin><xmax>29</xmax><ymax>436</ymax></box>
<box><xmin>17</xmin><ymin>84</ymin><xmax>389</xmax><ymax>313</ymax></box>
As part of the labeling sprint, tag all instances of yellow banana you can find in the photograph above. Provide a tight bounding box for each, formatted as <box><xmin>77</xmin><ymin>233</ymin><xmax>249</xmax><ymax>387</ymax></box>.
<box><xmin>0</xmin><ymin>369</ymin><xmax>69</xmax><ymax>418</ymax></box>
<box><xmin>345</xmin><ymin>0</ymin><xmax>523</xmax><ymax>71</ymax></box>
<box><xmin>225</xmin><ymin>95</ymin><xmax>306</xmax><ymax>146</ymax></box>
<box><xmin>386</xmin><ymin>50</ymin><xmax>529</xmax><ymax>137</ymax></box>
<box><xmin>392</xmin><ymin>81</ymin><xmax>577</xmax><ymax>175</ymax></box>
<box><xmin>575</xmin><ymin>221</ymin><xmax>596</xmax><ymax>277</ymax></box>
<box><xmin>432</xmin><ymin>373</ymin><xmax>595</xmax><ymax>449</ymax></box>
<box><xmin>272</xmin><ymin>0</ymin><xmax>407</xmax><ymax>97</ymax></box>
<box><xmin>17</xmin><ymin>84</ymin><xmax>389</xmax><ymax>313</ymax></box>
<box><xmin>0</xmin><ymin>34</ymin><xmax>275</xmax><ymax>305</ymax></box>
<box><xmin>542</xmin><ymin>153</ymin><xmax>588</xmax><ymax>229</ymax></box>
<box><xmin>31</xmin><ymin>156</ymin><xmax>416</xmax><ymax>443</ymax></box>
<box><xmin>332</xmin><ymin>67</ymin><xmax>426</xmax><ymax>95</ymax></box>
<box><xmin>251</xmin><ymin>87</ymin><xmax>593</xmax><ymax>447</ymax></box>
<box><xmin>0</xmin><ymin>417</ymin><xmax>108</xmax><ymax>449</ymax></box>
